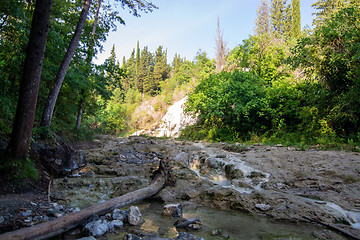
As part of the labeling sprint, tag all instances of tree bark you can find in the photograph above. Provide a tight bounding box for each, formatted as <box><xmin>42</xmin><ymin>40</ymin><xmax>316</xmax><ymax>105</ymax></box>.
<box><xmin>75</xmin><ymin>0</ymin><xmax>101</xmax><ymax>130</ymax></box>
<box><xmin>75</xmin><ymin>94</ymin><xmax>84</xmax><ymax>130</ymax></box>
<box><xmin>5</xmin><ymin>0</ymin><xmax>52</xmax><ymax>160</ymax></box>
<box><xmin>0</xmin><ymin>162</ymin><xmax>169</xmax><ymax>240</ymax></box>
<box><xmin>41</xmin><ymin>0</ymin><xmax>92</xmax><ymax>128</ymax></box>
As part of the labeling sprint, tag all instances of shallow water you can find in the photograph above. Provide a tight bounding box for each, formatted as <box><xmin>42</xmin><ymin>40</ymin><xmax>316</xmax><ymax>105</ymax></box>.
<box><xmin>104</xmin><ymin>200</ymin><xmax>321</xmax><ymax>240</ymax></box>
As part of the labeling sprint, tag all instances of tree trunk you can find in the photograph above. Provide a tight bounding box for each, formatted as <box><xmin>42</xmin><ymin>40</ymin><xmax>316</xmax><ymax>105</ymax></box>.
<box><xmin>0</xmin><ymin>161</ymin><xmax>169</xmax><ymax>240</ymax></box>
<box><xmin>41</xmin><ymin>0</ymin><xmax>92</xmax><ymax>128</ymax></box>
<box><xmin>5</xmin><ymin>0</ymin><xmax>52</xmax><ymax>160</ymax></box>
<box><xmin>75</xmin><ymin>0</ymin><xmax>101</xmax><ymax>130</ymax></box>
<box><xmin>75</xmin><ymin>91</ymin><xmax>84</xmax><ymax>130</ymax></box>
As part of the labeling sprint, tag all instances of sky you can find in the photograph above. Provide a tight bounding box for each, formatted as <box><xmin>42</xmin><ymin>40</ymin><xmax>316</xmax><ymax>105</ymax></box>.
<box><xmin>94</xmin><ymin>0</ymin><xmax>317</xmax><ymax>65</ymax></box>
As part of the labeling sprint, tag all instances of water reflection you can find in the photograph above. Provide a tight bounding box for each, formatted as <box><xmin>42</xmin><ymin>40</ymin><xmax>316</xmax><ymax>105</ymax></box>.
<box><xmin>112</xmin><ymin>200</ymin><xmax>321</xmax><ymax>240</ymax></box>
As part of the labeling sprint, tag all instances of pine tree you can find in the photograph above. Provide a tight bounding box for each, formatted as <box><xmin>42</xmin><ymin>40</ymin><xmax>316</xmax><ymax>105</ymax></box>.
<box><xmin>172</xmin><ymin>53</ymin><xmax>183</xmax><ymax>74</ymax></box>
<box><xmin>152</xmin><ymin>46</ymin><xmax>169</xmax><ymax>95</ymax></box>
<box><xmin>104</xmin><ymin>45</ymin><xmax>123</xmax><ymax>92</ymax></box>
<box><xmin>292</xmin><ymin>0</ymin><xmax>301</xmax><ymax>37</ymax></box>
<box><xmin>312</xmin><ymin>0</ymin><xmax>347</xmax><ymax>28</ymax></box>
<box><xmin>126</xmin><ymin>49</ymin><xmax>136</xmax><ymax>89</ymax></box>
<box><xmin>255</xmin><ymin>0</ymin><xmax>271</xmax><ymax>37</ymax></box>
<box><xmin>138</xmin><ymin>46</ymin><xmax>153</xmax><ymax>94</ymax></box>
<box><xmin>135</xmin><ymin>41</ymin><xmax>141</xmax><ymax>77</ymax></box>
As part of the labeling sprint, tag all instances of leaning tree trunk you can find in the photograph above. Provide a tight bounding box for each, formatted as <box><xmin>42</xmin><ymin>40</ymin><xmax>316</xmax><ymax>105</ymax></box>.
<box><xmin>41</xmin><ymin>0</ymin><xmax>92</xmax><ymax>128</ymax></box>
<box><xmin>0</xmin><ymin>159</ymin><xmax>170</xmax><ymax>240</ymax></box>
<box><xmin>75</xmin><ymin>0</ymin><xmax>101</xmax><ymax>130</ymax></box>
<box><xmin>5</xmin><ymin>0</ymin><xmax>52</xmax><ymax>160</ymax></box>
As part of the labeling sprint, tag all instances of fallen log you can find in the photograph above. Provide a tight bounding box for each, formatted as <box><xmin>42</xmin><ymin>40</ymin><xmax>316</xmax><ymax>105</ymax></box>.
<box><xmin>0</xmin><ymin>159</ymin><xmax>170</xmax><ymax>240</ymax></box>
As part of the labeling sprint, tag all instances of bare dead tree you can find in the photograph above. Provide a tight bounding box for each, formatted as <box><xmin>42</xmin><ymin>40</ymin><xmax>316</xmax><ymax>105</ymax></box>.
<box><xmin>215</xmin><ymin>16</ymin><xmax>228</xmax><ymax>73</ymax></box>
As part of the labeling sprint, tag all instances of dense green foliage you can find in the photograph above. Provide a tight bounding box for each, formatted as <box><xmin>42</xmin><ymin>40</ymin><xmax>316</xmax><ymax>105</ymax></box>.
<box><xmin>183</xmin><ymin>1</ymin><xmax>360</xmax><ymax>148</ymax></box>
<box><xmin>1</xmin><ymin>0</ymin><xmax>359</xmax><ymax>152</ymax></box>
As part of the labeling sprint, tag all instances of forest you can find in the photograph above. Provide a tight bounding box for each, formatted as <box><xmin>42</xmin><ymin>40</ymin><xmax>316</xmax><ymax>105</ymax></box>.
<box><xmin>1</xmin><ymin>0</ymin><xmax>360</xmax><ymax>180</ymax></box>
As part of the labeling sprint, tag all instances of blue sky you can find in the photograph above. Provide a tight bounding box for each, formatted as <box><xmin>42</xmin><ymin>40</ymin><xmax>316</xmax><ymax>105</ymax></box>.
<box><xmin>94</xmin><ymin>0</ymin><xmax>317</xmax><ymax>65</ymax></box>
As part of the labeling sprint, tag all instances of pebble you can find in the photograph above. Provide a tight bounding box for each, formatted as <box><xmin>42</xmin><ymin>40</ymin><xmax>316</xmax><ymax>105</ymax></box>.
<box><xmin>21</xmin><ymin>210</ymin><xmax>33</xmax><ymax>217</ymax></box>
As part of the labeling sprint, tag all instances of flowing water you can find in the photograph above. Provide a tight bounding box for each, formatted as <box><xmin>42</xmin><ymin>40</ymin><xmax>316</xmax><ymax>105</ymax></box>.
<box><xmin>58</xmin><ymin>177</ymin><xmax>322</xmax><ymax>240</ymax></box>
<box><xmin>103</xmin><ymin>200</ymin><xmax>321</xmax><ymax>240</ymax></box>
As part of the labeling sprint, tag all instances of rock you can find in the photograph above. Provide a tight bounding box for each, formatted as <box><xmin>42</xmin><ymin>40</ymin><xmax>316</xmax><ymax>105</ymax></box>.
<box><xmin>162</xmin><ymin>204</ymin><xmax>183</xmax><ymax>218</ymax></box>
<box><xmin>21</xmin><ymin>210</ymin><xmax>33</xmax><ymax>217</ymax></box>
<box><xmin>112</xmin><ymin>209</ymin><xmax>128</xmax><ymax>221</ymax></box>
<box><xmin>255</xmin><ymin>204</ymin><xmax>271</xmax><ymax>211</ymax></box>
<box><xmin>205</xmin><ymin>158</ymin><xmax>219</xmax><ymax>169</ymax></box>
<box><xmin>0</xmin><ymin>216</ymin><xmax>4</xmax><ymax>224</ymax></box>
<box><xmin>84</xmin><ymin>219</ymin><xmax>110</xmax><ymax>237</ymax></box>
<box><xmin>174</xmin><ymin>232</ymin><xmax>204</xmax><ymax>240</ymax></box>
<box><xmin>109</xmin><ymin>220</ymin><xmax>123</xmax><ymax>229</ymax></box>
<box><xmin>127</xmin><ymin>206</ymin><xmax>145</xmax><ymax>226</ymax></box>
<box><xmin>124</xmin><ymin>234</ymin><xmax>142</xmax><ymax>240</ymax></box>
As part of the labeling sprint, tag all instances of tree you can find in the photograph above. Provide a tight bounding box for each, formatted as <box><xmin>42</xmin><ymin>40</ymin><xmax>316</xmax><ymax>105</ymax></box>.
<box><xmin>292</xmin><ymin>0</ymin><xmax>301</xmax><ymax>37</ymax></box>
<box><xmin>311</xmin><ymin>0</ymin><xmax>346</xmax><ymax>28</ymax></box>
<box><xmin>255</xmin><ymin>0</ymin><xmax>270</xmax><ymax>37</ymax></box>
<box><xmin>215</xmin><ymin>17</ymin><xmax>228</xmax><ymax>72</ymax></box>
<box><xmin>41</xmin><ymin>0</ymin><xmax>157</xmax><ymax>128</ymax></box>
<box><xmin>152</xmin><ymin>46</ymin><xmax>169</xmax><ymax>95</ymax></box>
<box><xmin>139</xmin><ymin>46</ymin><xmax>154</xmax><ymax>94</ymax></box>
<box><xmin>4</xmin><ymin>0</ymin><xmax>52</xmax><ymax>162</ymax></box>
<box><xmin>283</xmin><ymin>4</ymin><xmax>293</xmax><ymax>39</ymax></box>
<box><xmin>291</xmin><ymin>5</ymin><xmax>360</xmax><ymax>136</ymax></box>
<box><xmin>76</xmin><ymin>0</ymin><xmax>102</xmax><ymax>130</ymax></box>
<box><xmin>270</xmin><ymin>0</ymin><xmax>286</xmax><ymax>38</ymax></box>
<box><xmin>41</xmin><ymin>0</ymin><xmax>92</xmax><ymax>128</ymax></box>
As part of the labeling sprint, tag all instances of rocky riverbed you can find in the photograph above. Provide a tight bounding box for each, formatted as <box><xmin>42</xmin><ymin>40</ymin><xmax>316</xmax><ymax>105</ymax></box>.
<box><xmin>1</xmin><ymin>135</ymin><xmax>360</xmax><ymax>239</ymax></box>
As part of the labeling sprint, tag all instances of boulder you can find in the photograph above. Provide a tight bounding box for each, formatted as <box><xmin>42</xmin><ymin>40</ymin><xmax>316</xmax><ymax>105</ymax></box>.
<box><xmin>127</xmin><ymin>206</ymin><xmax>145</xmax><ymax>226</ymax></box>
<box><xmin>162</xmin><ymin>204</ymin><xmax>182</xmax><ymax>218</ymax></box>
<box><xmin>84</xmin><ymin>219</ymin><xmax>110</xmax><ymax>237</ymax></box>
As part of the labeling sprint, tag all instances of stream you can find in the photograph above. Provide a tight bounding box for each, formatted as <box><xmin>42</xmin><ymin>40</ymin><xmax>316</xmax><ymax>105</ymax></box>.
<box><xmin>52</xmin><ymin>136</ymin><xmax>360</xmax><ymax>239</ymax></box>
<box><xmin>56</xmin><ymin>176</ymin><xmax>322</xmax><ymax>240</ymax></box>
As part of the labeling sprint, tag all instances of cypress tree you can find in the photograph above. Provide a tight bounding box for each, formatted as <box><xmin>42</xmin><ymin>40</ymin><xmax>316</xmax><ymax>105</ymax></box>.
<box><xmin>292</xmin><ymin>0</ymin><xmax>301</xmax><ymax>37</ymax></box>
